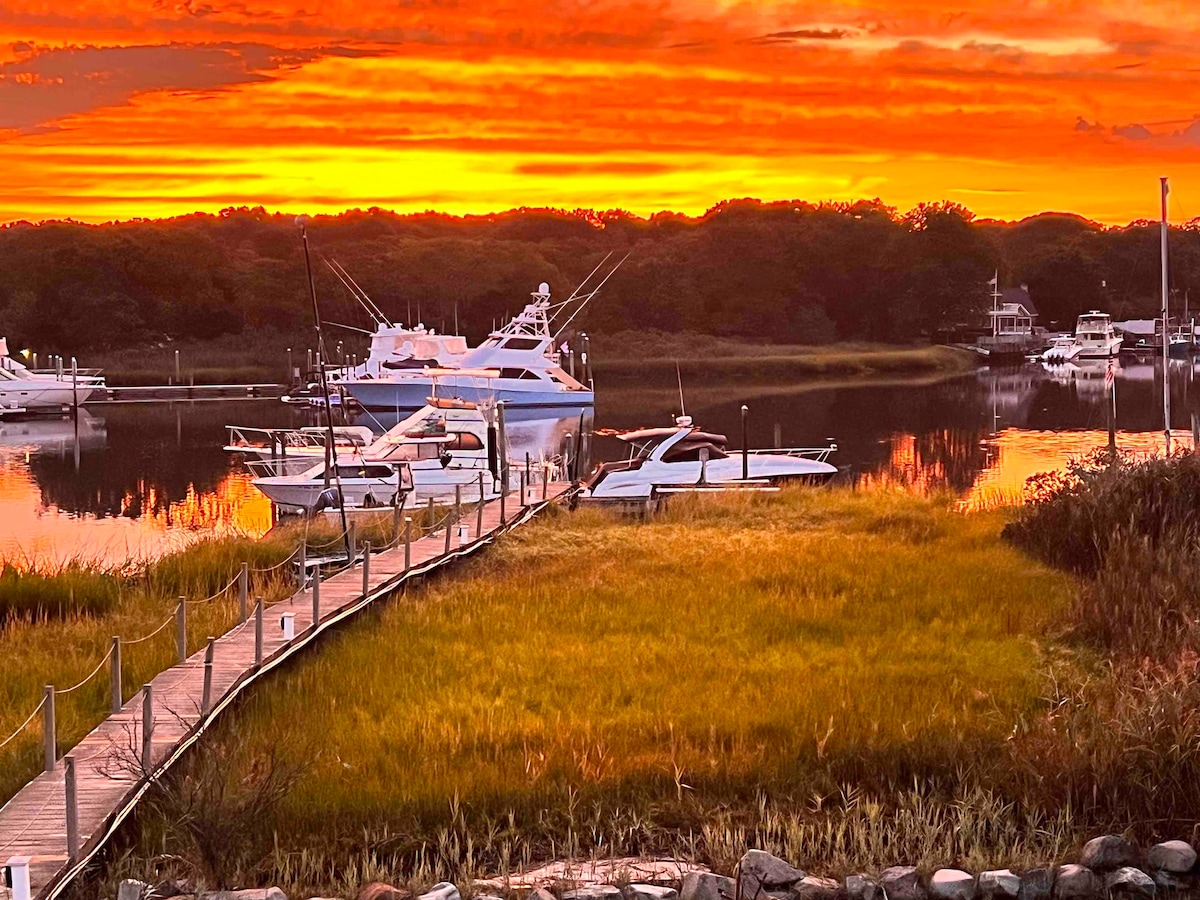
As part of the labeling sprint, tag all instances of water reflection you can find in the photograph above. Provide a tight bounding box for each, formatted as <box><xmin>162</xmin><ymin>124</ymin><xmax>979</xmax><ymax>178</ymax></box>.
<box><xmin>3</xmin><ymin>357</ymin><xmax>1199</xmax><ymax>567</ymax></box>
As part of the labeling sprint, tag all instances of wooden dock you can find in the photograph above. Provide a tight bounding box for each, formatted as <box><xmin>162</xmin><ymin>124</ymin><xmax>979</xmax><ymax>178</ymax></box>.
<box><xmin>0</xmin><ymin>483</ymin><xmax>574</xmax><ymax>900</ymax></box>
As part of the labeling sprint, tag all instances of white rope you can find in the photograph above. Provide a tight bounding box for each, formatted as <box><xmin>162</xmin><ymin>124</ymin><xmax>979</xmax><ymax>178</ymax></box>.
<box><xmin>0</xmin><ymin>695</ymin><xmax>46</xmax><ymax>751</ymax></box>
<box><xmin>55</xmin><ymin>644</ymin><xmax>115</xmax><ymax>695</ymax></box>
<box><xmin>122</xmin><ymin>614</ymin><xmax>174</xmax><ymax>645</ymax></box>
<box><xmin>249</xmin><ymin>545</ymin><xmax>300</xmax><ymax>573</ymax></box>
<box><xmin>184</xmin><ymin>571</ymin><xmax>241</xmax><ymax>606</ymax></box>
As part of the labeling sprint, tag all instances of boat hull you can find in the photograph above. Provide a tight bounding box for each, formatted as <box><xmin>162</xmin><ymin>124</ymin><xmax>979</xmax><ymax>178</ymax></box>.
<box><xmin>587</xmin><ymin>456</ymin><xmax>837</xmax><ymax>500</ymax></box>
<box><xmin>346</xmin><ymin>378</ymin><xmax>593</xmax><ymax>411</ymax></box>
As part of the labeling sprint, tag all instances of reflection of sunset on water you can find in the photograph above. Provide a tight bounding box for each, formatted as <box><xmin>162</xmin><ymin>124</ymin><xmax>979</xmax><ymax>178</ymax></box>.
<box><xmin>0</xmin><ymin>452</ymin><xmax>272</xmax><ymax>568</ymax></box>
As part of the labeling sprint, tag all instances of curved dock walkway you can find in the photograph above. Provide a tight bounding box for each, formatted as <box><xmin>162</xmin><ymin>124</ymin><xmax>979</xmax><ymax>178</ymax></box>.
<box><xmin>0</xmin><ymin>483</ymin><xmax>574</xmax><ymax>900</ymax></box>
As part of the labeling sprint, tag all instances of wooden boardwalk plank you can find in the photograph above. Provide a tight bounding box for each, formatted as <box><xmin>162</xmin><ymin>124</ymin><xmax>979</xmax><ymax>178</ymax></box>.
<box><xmin>0</xmin><ymin>483</ymin><xmax>572</xmax><ymax>899</ymax></box>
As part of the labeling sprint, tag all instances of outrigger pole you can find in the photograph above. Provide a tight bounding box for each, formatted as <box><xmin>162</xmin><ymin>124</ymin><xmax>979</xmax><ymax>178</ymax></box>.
<box><xmin>300</xmin><ymin>217</ymin><xmax>351</xmax><ymax>558</ymax></box>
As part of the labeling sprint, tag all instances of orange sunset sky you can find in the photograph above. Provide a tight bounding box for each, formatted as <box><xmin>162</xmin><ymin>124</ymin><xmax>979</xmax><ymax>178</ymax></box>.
<box><xmin>2</xmin><ymin>0</ymin><xmax>1200</xmax><ymax>225</ymax></box>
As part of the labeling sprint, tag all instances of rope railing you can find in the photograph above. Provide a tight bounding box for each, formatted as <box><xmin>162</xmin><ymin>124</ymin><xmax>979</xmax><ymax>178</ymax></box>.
<box><xmin>0</xmin><ymin>695</ymin><xmax>46</xmax><ymax>751</ymax></box>
<box><xmin>249</xmin><ymin>544</ymin><xmax>301</xmax><ymax>573</ymax></box>
<box><xmin>54</xmin><ymin>644</ymin><xmax>115</xmax><ymax>695</ymax></box>
<box><xmin>183</xmin><ymin>571</ymin><xmax>242</xmax><ymax>606</ymax></box>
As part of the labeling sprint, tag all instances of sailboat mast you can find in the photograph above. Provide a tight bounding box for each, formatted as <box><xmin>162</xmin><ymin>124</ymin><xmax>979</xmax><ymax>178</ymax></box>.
<box><xmin>1161</xmin><ymin>176</ymin><xmax>1171</xmax><ymax>451</ymax></box>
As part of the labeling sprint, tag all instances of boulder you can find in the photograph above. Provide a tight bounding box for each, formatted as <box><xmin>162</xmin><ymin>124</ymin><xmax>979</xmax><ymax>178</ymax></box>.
<box><xmin>1017</xmin><ymin>869</ymin><xmax>1052</xmax><ymax>900</ymax></box>
<box><xmin>152</xmin><ymin>882</ymin><xmax>193</xmax><ymax>900</ymax></box>
<box><xmin>417</xmin><ymin>885</ymin><xmax>459</xmax><ymax>900</ymax></box>
<box><xmin>929</xmin><ymin>870</ymin><xmax>974</xmax><ymax>900</ymax></box>
<box><xmin>845</xmin><ymin>875</ymin><xmax>883</xmax><ymax>900</ymax></box>
<box><xmin>978</xmin><ymin>871</ymin><xmax>1020</xmax><ymax>900</ymax></box>
<box><xmin>1150</xmin><ymin>871</ymin><xmax>1189</xmax><ymax>892</ymax></box>
<box><xmin>563</xmin><ymin>889</ymin><xmax>623</xmax><ymax>900</ymax></box>
<box><xmin>118</xmin><ymin>881</ymin><xmax>151</xmax><ymax>900</ymax></box>
<box><xmin>1104</xmin><ymin>868</ymin><xmax>1155</xmax><ymax>898</ymax></box>
<box><xmin>625</xmin><ymin>885</ymin><xmax>679</xmax><ymax>900</ymax></box>
<box><xmin>681</xmin><ymin>873</ymin><xmax>737</xmax><ymax>900</ymax></box>
<box><xmin>793</xmin><ymin>876</ymin><xmax>840</xmax><ymax>900</ymax></box>
<box><xmin>1079</xmin><ymin>836</ymin><xmax>1137</xmax><ymax>872</ymax></box>
<box><xmin>529</xmin><ymin>890</ymin><xmax>557</xmax><ymax>900</ymax></box>
<box><xmin>880</xmin><ymin>867</ymin><xmax>925</xmax><ymax>900</ymax></box>
<box><xmin>357</xmin><ymin>886</ymin><xmax>411</xmax><ymax>900</ymax></box>
<box><xmin>1052</xmin><ymin>866</ymin><xmax>1101</xmax><ymax>900</ymax></box>
<box><xmin>197</xmin><ymin>890</ymin><xmax>287</xmax><ymax>900</ymax></box>
<box><xmin>739</xmin><ymin>851</ymin><xmax>806</xmax><ymax>899</ymax></box>
<box><xmin>1147</xmin><ymin>841</ymin><xmax>1197</xmax><ymax>875</ymax></box>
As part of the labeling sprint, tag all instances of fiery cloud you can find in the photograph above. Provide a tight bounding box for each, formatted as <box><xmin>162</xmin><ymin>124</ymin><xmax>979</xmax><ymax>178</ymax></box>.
<box><xmin>1</xmin><ymin>0</ymin><xmax>1199</xmax><ymax>223</ymax></box>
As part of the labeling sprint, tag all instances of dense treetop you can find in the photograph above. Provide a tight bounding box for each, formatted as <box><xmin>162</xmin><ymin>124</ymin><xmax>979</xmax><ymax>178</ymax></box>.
<box><xmin>1</xmin><ymin>200</ymin><xmax>1198</xmax><ymax>352</ymax></box>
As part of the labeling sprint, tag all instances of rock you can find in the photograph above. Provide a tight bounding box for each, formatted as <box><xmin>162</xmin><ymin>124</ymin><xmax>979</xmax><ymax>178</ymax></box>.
<box><xmin>529</xmin><ymin>891</ymin><xmax>556</xmax><ymax>900</ymax></box>
<box><xmin>197</xmin><ymin>891</ymin><xmax>287</xmax><ymax>900</ymax></box>
<box><xmin>357</xmin><ymin>885</ymin><xmax>411</xmax><ymax>900</ymax></box>
<box><xmin>681</xmin><ymin>873</ymin><xmax>736</xmax><ymax>900</ymax></box>
<box><xmin>793</xmin><ymin>876</ymin><xmax>840</xmax><ymax>900</ymax></box>
<box><xmin>119</xmin><ymin>881</ymin><xmax>151</xmax><ymax>900</ymax></box>
<box><xmin>1079</xmin><ymin>836</ymin><xmax>1137</xmax><ymax>872</ymax></box>
<box><xmin>563</xmin><ymin>889</ymin><xmax>623</xmax><ymax>900</ymax></box>
<box><xmin>1053</xmin><ymin>866</ymin><xmax>1101</xmax><ymax>900</ymax></box>
<box><xmin>845</xmin><ymin>875</ymin><xmax>884</xmax><ymax>900</ymax></box>
<box><xmin>880</xmin><ymin>867</ymin><xmax>926</xmax><ymax>900</ymax></box>
<box><xmin>1148</xmin><ymin>841</ymin><xmax>1197</xmax><ymax>875</ymax></box>
<box><xmin>625</xmin><ymin>886</ymin><xmax>679</xmax><ymax>900</ymax></box>
<box><xmin>739</xmin><ymin>851</ymin><xmax>806</xmax><ymax>899</ymax></box>
<box><xmin>978</xmin><ymin>871</ymin><xmax>1020</xmax><ymax>899</ymax></box>
<box><xmin>929</xmin><ymin>870</ymin><xmax>974</xmax><ymax>900</ymax></box>
<box><xmin>1018</xmin><ymin>869</ymin><xmax>1052</xmax><ymax>900</ymax></box>
<box><xmin>416</xmin><ymin>885</ymin><xmax>459</xmax><ymax>900</ymax></box>
<box><xmin>1151</xmin><ymin>871</ymin><xmax>1189</xmax><ymax>892</ymax></box>
<box><xmin>1104</xmin><ymin>868</ymin><xmax>1155</xmax><ymax>898</ymax></box>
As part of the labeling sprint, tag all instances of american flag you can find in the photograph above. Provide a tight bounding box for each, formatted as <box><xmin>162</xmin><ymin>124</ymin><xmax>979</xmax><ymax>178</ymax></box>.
<box><xmin>1106</xmin><ymin>359</ymin><xmax>1116</xmax><ymax>390</ymax></box>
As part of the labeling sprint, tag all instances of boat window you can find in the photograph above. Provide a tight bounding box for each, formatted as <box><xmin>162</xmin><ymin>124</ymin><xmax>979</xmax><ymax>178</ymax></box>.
<box><xmin>382</xmin><ymin>442</ymin><xmax>444</xmax><ymax>461</ymax></box>
<box><xmin>499</xmin><ymin>368</ymin><xmax>544</xmax><ymax>381</ymax></box>
<box><xmin>446</xmin><ymin>432</ymin><xmax>484</xmax><ymax>451</ymax></box>
<box><xmin>502</xmin><ymin>338</ymin><xmax>543</xmax><ymax>350</ymax></box>
<box><xmin>329</xmin><ymin>464</ymin><xmax>397</xmax><ymax>479</ymax></box>
<box><xmin>661</xmin><ymin>441</ymin><xmax>730</xmax><ymax>463</ymax></box>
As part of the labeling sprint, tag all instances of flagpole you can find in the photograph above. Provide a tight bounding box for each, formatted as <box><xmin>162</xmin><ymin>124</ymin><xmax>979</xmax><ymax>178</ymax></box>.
<box><xmin>1161</xmin><ymin>177</ymin><xmax>1171</xmax><ymax>453</ymax></box>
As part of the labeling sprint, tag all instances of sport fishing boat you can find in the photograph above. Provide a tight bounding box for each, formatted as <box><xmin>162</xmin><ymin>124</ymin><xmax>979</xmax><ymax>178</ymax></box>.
<box><xmin>0</xmin><ymin>338</ymin><xmax>107</xmax><ymax>403</ymax></box>
<box><xmin>344</xmin><ymin>283</ymin><xmax>594</xmax><ymax>412</ymax></box>
<box><xmin>1042</xmin><ymin>312</ymin><xmax>1122</xmax><ymax>363</ymax></box>
<box><xmin>326</xmin><ymin>325</ymin><xmax>471</xmax><ymax>383</ymax></box>
<box><xmin>250</xmin><ymin>398</ymin><xmax>507</xmax><ymax>511</ymax></box>
<box><xmin>585</xmin><ymin>417</ymin><xmax>838</xmax><ymax>500</ymax></box>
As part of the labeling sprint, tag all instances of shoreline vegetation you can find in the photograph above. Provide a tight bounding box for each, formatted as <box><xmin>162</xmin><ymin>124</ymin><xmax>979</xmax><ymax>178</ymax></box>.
<box><xmin>71</xmin><ymin>332</ymin><xmax>978</xmax><ymax>387</ymax></box>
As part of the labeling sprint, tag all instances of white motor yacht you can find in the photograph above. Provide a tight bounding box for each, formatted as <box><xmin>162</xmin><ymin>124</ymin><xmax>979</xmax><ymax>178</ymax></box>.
<box><xmin>585</xmin><ymin>417</ymin><xmax>838</xmax><ymax>500</ymax></box>
<box><xmin>251</xmin><ymin>399</ymin><xmax>508</xmax><ymax>511</ymax></box>
<box><xmin>326</xmin><ymin>325</ymin><xmax>471</xmax><ymax>383</ymax></box>
<box><xmin>1043</xmin><ymin>312</ymin><xmax>1122</xmax><ymax>362</ymax></box>
<box><xmin>0</xmin><ymin>338</ymin><xmax>107</xmax><ymax>403</ymax></box>
<box><xmin>345</xmin><ymin>284</ymin><xmax>593</xmax><ymax>411</ymax></box>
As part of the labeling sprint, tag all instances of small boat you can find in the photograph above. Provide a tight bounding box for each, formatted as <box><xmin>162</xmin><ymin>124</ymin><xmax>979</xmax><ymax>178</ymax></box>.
<box><xmin>585</xmin><ymin>416</ymin><xmax>837</xmax><ymax>500</ymax></box>
<box><xmin>0</xmin><ymin>338</ymin><xmax>108</xmax><ymax>405</ymax></box>
<box><xmin>251</xmin><ymin>458</ymin><xmax>414</xmax><ymax>514</ymax></box>
<box><xmin>1042</xmin><ymin>312</ymin><xmax>1122</xmax><ymax>363</ymax></box>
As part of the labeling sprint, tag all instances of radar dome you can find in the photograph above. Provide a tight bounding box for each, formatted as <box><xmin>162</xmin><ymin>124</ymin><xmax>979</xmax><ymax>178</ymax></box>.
<box><xmin>538</xmin><ymin>282</ymin><xmax>550</xmax><ymax>294</ymax></box>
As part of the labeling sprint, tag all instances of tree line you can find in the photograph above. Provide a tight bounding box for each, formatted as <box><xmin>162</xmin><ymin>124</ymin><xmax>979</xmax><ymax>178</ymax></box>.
<box><xmin>1</xmin><ymin>199</ymin><xmax>1198</xmax><ymax>353</ymax></box>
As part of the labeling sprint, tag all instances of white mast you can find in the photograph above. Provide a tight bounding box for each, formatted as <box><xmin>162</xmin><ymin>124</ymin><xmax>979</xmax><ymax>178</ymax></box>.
<box><xmin>990</xmin><ymin>271</ymin><xmax>1000</xmax><ymax>338</ymax></box>
<box><xmin>1161</xmin><ymin>176</ymin><xmax>1171</xmax><ymax>452</ymax></box>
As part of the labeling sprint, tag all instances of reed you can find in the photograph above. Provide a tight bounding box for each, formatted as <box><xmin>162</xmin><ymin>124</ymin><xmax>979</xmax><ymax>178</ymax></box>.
<box><xmin>104</xmin><ymin>488</ymin><xmax>1084</xmax><ymax>895</ymax></box>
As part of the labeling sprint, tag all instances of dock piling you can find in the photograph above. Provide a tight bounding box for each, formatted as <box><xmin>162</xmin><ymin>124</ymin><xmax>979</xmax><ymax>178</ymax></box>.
<box><xmin>404</xmin><ymin>517</ymin><xmax>412</xmax><ymax>571</ymax></box>
<box><xmin>741</xmin><ymin>405</ymin><xmax>749</xmax><ymax>481</ymax></box>
<box><xmin>519</xmin><ymin>470</ymin><xmax>527</xmax><ymax>508</ymax></box>
<box><xmin>175</xmin><ymin>598</ymin><xmax>187</xmax><ymax>663</ymax></box>
<box><xmin>477</xmin><ymin>473</ymin><xmax>485</xmax><ymax>536</ymax></box>
<box><xmin>140</xmin><ymin>686</ymin><xmax>153</xmax><ymax>771</ymax></box>
<box><xmin>312</xmin><ymin>565</ymin><xmax>321</xmax><ymax>628</ymax></box>
<box><xmin>110</xmin><ymin>637</ymin><xmax>122</xmax><ymax>714</ymax></box>
<box><xmin>444</xmin><ymin>512</ymin><xmax>452</xmax><ymax>554</ymax></box>
<box><xmin>298</xmin><ymin>542</ymin><xmax>306</xmax><ymax>590</ymax></box>
<box><xmin>238</xmin><ymin>562</ymin><xmax>248</xmax><ymax>623</ymax></box>
<box><xmin>254</xmin><ymin>598</ymin><xmax>264</xmax><ymax>667</ymax></box>
<box><xmin>64</xmin><ymin>756</ymin><xmax>79</xmax><ymax>862</ymax></box>
<box><xmin>347</xmin><ymin>522</ymin><xmax>357</xmax><ymax>567</ymax></box>
<box><xmin>201</xmin><ymin>638</ymin><xmax>215</xmax><ymax>715</ymax></box>
<box><xmin>362</xmin><ymin>542</ymin><xmax>371</xmax><ymax>595</ymax></box>
<box><xmin>42</xmin><ymin>686</ymin><xmax>55</xmax><ymax>773</ymax></box>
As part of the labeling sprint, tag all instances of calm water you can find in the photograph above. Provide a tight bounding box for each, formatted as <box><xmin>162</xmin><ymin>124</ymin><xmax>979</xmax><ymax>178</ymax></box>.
<box><xmin>1</xmin><ymin>353</ymin><xmax>1194</xmax><ymax>567</ymax></box>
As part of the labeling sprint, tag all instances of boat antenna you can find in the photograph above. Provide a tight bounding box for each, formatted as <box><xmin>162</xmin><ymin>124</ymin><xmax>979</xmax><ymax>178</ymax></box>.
<box><xmin>553</xmin><ymin>252</ymin><xmax>613</xmax><ymax>314</ymax></box>
<box><xmin>553</xmin><ymin>253</ymin><xmax>630</xmax><ymax>341</ymax></box>
<box><xmin>676</xmin><ymin>360</ymin><xmax>686</xmax><ymax>418</ymax></box>
<box><xmin>1161</xmin><ymin>176</ymin><xmax>1171</xmax><ymax>452</ymax></box>
<box><xmin>300</xmin><ymin>217</ymin><xmax>350</xmax><ymax>557</ymax></box>
<box><xmin>325</xmin><ymin>258</ymin><xmax>392</xmax><ymax>327</ymax></box>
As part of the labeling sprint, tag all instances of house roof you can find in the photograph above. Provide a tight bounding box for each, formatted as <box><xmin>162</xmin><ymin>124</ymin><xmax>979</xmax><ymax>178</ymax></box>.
<box><xmin>1000</xmin><ymin>286</ymin><xmax>1037</xmax><ymax>316</ymax></box>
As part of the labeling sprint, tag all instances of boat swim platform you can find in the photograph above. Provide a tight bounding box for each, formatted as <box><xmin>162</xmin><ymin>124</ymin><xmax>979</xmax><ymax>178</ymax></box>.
<box><xmin>0</xmin><ymin>482</ymin><xmax>576</xmax><ymax>900</ymax></box>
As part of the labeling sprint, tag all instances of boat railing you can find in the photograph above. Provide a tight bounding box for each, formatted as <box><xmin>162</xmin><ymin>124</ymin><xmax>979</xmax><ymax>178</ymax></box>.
<box><xmin>746</xmin><ymin>445</ymin><xmax>838</xmax><ymax>464</ymax></box>
<box><xmin>243</xmin><ymin>457</ymin><xmax>322</xmax><ymax>477</ymax></box>
<box><xmin>225</xmin><ymin>425</ymin><xmax>334</xmax><ymax>453</ymax></box>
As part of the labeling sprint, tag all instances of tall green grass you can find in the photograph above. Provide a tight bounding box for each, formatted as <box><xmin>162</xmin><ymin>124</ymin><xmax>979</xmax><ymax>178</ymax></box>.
<box><xmin>111</xmin><ymin>488</ymin><xmax>1081</xmax><ymax>895</ymax></box>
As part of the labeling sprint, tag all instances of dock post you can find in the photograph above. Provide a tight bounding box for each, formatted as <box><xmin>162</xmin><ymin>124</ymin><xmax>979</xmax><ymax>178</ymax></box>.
<box><xmin>426</xmin><ymin>496</ymin><xmax>434</xmax><ymax>530</ymax></box>
<box><xmin>141</xmin><ymin>685</ymin><xmax>153</xmax><ymax>771</ymax></box>
<box><xmin>110</xmin><ymin>636</ymin><xmax>122</xmax><ymax>714</ymax></box>
<box><xmin>497</xmin><ymin>401</ymin><xmax>509</xmax><ymax>497</ymax></box>
<box><xmin>201</xmin><ymin>637</ymin><xmax>215</xmax><ymax>715</ymax></box>
<box><xmin>393</xmin><ymin>468</ymin><xmax>403</xmax><ymax>541</ymax></box>
<box><xmin>298</xmin><ymin>541</ymin><xmax>306</xmax><ymax>590</ymax></box>
<box><xmin>741</xmin><ymin>404</ymin><xmax>749</xmax><ymax>481</ymax></box>
<box><xmin>347</xmin><ymin>521</ymin><xmax>357</xmax><ymax>567</ymax></box>
<box><xmin>64</xmin><ymin>756</ymin><xmax>79</xmax><ymax>862</ymax></box>
<box><xmin>362</xmin><ymin>542</ymin><xmax>371</xmax><ymax>594</ymax></box>
<box><xmin>239</xmin><ymin>562</ymin><xmax>248</xmax><ymax>623</ymax></box>
<box><xmin>519</xmin><ymin>470</ymin><xmax>526</xmax><ymax>508</ymax></box>
<box><xmin>43</xmin><ymin>685</ymin><xmax>55</xmax><ymax>772</ymax></box>
<box><xmin>542</xmin><ymin>463</ymin><xmax>548</xmax><ymax>501</ymax></box>
<box><xmin>564</xmin><ymin>433</ymin><xmax>574</xmax><ymax>484</ymax></box>
<box><xmin>525</xmin><ymin>453</ymin><xmax>531</xmax><ymax>503</ymax></box>
<box><xmin>444</xmin><ymin>510</ymin><xmax>452</xmax><ymax>554</ymax></box>
<box><xmin>454</xmin><ymin>484</ymin><xmax>462</xmax><ymax>530</ymax></box>
<box><xmin>404</xmin><ymin>517</ymin><xmax>412</xmax><ymax>571</ymax></box>
<box><xmin>175</xmin><ymin>598</ymin><xmax>187</xmax><ymax>663</ymax></box>
<box><xmin>477</xmin><ymin>473</ymin><xmax>485</xmax><ymax>536</ymax></box>
<box><xmin>254</xmin><ymin>598</ymin><xmax>264</xmax><ymax>667</ymax></box>
<box><xmin>312</xmin><ymin>564</ymin><xmax>321</xmax><ymax>628</ymax></box>
<box><xmin>5</xmin><ymin>857</ymin><xmax>30</xmax><ymax>900</ymax></box>
<box><xmin>499</xmin><ymin>483</ymin><xmax>506</xmax><ymax>525</ymax></box>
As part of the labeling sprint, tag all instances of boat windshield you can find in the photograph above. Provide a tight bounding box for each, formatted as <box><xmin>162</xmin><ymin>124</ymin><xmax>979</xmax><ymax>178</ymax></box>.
<box><xmin>661</xmin><ymin>439</ymin><xmax>730</xmax><ymax>463</ymax></box>
<box><xmin>629</xmin><ymin>435</ymin><xmax>671</xmax><ymax>460</ymax></box>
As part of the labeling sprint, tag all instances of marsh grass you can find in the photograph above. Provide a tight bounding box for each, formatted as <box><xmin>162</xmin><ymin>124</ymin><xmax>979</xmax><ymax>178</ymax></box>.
<box><xmin>105</xmin><ymin>488</ymin><xmax>1082</xmax><ymax>895</ymax></box>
